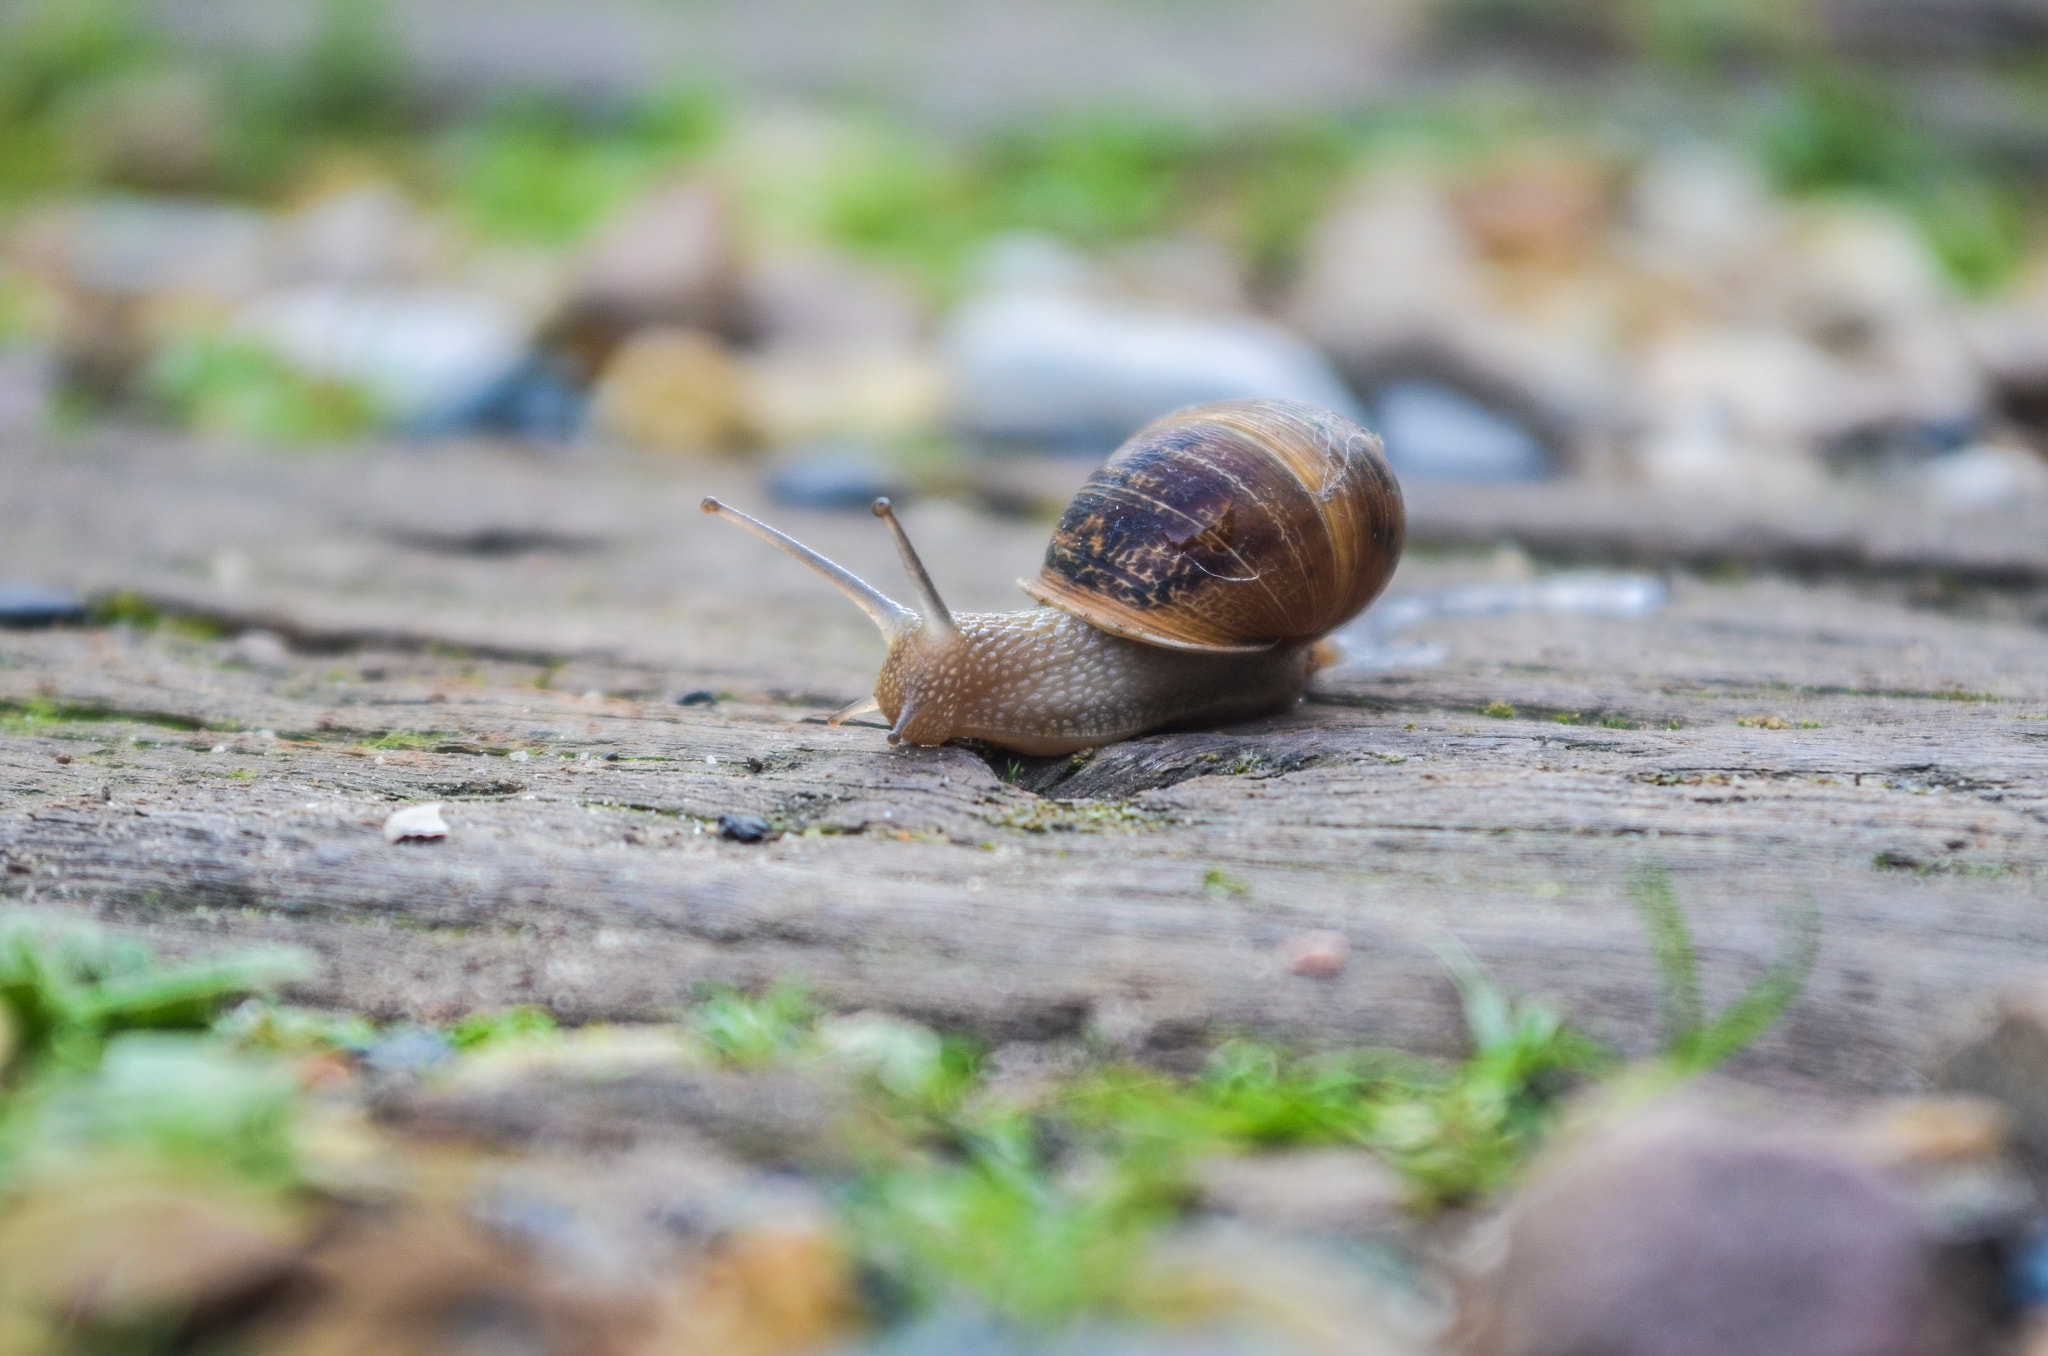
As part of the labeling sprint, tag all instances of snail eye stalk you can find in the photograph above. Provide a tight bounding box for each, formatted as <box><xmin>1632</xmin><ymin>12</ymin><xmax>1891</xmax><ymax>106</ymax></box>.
<box><xmin>700</xmin><ymin>497</ymin><xmax>917</xmax><ymax>641</ymax></box>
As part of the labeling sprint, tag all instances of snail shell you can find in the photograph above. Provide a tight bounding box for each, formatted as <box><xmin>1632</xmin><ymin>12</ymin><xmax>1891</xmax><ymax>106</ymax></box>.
<box><xmin>1019</xmin><ymin>398</ymin><xmax>1405</xmax><ymax>653</ymax></box>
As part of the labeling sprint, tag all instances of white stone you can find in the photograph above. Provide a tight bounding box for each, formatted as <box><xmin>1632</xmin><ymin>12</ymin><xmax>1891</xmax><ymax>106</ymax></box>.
<box><xmin>382</xmin><ymin>802</ymin><xmax>448</xmax><ymax>845</ymax></box>
<box><xmin>947</xmin><ymin>288</ymin><xmax>1359</xmax><ymax>445</ymax></box>
<box><xmin>233</xmin><ymin>284</ymin><xmax>530</xmax><ymax>427</ymax></box>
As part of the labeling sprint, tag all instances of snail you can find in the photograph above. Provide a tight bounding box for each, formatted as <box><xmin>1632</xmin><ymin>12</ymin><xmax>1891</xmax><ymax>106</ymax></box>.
<box><xmin>701</xmin><ymin>397</ymin><xmax>1404</xmax><ymax>756</ymax></box>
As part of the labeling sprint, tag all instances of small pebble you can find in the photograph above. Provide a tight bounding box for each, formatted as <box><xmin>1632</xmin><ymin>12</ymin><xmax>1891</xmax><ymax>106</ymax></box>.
<box><xmin>363</xmin><ymin>1028</ymin><xmax>455</xmax><ymax>1079</ymax></box>
<box><xmin>705</xmin><ymin>754</ymin><xmax>718</xmax><ymax>766</ymax></box>
<box><xmin>767</xmin><ymin>453</ymin><xmax>903</xmax><ymax>511</ymax></box>
<box><xmin>718</xmin><ymin>813</ymin><xmax>771</xmax><ymax>843</ymax></box>
<box><xmin>509</xmin><ymin>749</ymin><xmax>530</xmax><ymax>762</ymax></box>
<box><xmin>1282</xmin><ymin>930</ymin><xmax>1349</xmax><ymax>979</ymax></box>
<box><xmin>52</xmin><ymin>754</ymin><xmax>70</xmax><ymax>764</ymax></box>
<box><xmin>227</xmin><ymin>629</ymin><xmax>293</xmax><ymax>671</ymax></box>
<box><xmin>2012</xmin><ymin>1227</ymin><xmax>2048</xmax><ymax>1310</ymax></box>
<box><xmin>382</xmin><ymin>802</ymin><xmax>449</xmax><ymax>845</ymax></box>
<box><xmin>0</xmin><ymin>584</ymin><xmax>86</xmax><ymax>629</ymax></box>
<box><xmin>676</xmin><ymin>690</ymin><xmax>717</xmax><ymax>706</ymax></box>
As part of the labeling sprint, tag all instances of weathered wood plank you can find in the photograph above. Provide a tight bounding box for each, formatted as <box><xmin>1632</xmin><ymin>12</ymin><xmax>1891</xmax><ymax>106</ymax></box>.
<box><xmin>2</xmin><ymin>433</ymin><xmax>2045</xmax><ymax>1103</ymax></box>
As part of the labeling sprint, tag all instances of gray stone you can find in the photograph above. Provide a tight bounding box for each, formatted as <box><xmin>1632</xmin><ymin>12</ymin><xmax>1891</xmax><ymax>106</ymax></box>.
<box><xmin>1457</xmin><ymin>1112</ymin><xmax>1972</xmax><ymax>1356</ymax></box>
<box><xmin>767</xmin><ymin>453</ymin><xmax>904</xmax><ymax>511</ymax></box>
<box><xmin>945</xmin><ymin>288</ymin><xmax>1361</xmax><ymax>452</ymax></box>
<box><xmin>1370</xmin><ymin>381</ymin><xmax>1552</xmax><ymax>482</ymax></box>
<box><xmin>0</xmin><ymin>584</ymin><xmax>85</xmax><ymax>629</ymax></box>
<box><xmin>548</xmin><ymin>176</ymin><xmax>739</xmax><ymax>380</ymax></box>
<box><xmin>232</xmin><ymin>284</ymin><xmax>532</xmax><ymax>429</ymax></box>
<box><xmin>1941</xmin><ymin>981</ymin><xmax>2048</xmax><ymax>1165</ymax></box>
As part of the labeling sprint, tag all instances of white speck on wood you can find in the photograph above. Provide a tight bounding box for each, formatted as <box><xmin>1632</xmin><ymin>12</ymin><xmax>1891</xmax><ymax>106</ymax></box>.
<box><xmin>383</xmin><ymin>802</ymin><xmax>449</xmax><ymax>845</ymax></box>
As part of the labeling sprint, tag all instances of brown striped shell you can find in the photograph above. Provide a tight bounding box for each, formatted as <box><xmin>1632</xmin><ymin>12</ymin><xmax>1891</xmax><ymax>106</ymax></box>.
<box><xmin>1018</xmin><ymin>398</ymin><xmax>1405</xmax><ymax>653</ymax></box>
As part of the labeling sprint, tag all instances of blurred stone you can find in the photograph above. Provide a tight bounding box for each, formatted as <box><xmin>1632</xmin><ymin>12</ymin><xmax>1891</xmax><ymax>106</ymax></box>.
<box><xmin>1452</xmin><ymin>155</ymin><xmax>1610</xmax><ymax>266</ymax></box>
<box><xmin>363</xmin><ymin>1028</ymin><xmax>456</xmax><ymax>1079</ymax></box>
<box><xmin>647</xmin><ymin>1222</ymin><xmax>860</xmax><ymax>1356</ymax></box>
<box><xmin>233</xmin><ymin>284</ymin><xmax>532</xmax><ymax>429</ymax></box>
<box><xmin>2015</xmin><ymin>1230</ymin><xmax>2048</xmax><ymax>1315</ymax></box>
<box><xmin>1145</xmin><ymin>1224</ymin><xmax>1431</xmax><ymax>1355</ymax></box>
<box><xmin>740</xmin><ymin>347</ymin><xmax>947</xmax><ymax>448</ymax></box>
<box><xmin>1965</xmin><ymin>272</ymin><xmax>2048</xmax><ymax>430</ymax></box>
<box><xmin>550</xmin><ymin>176</ymin><xmax>739</xmax><ymax>382</ymax></box>
<box><xmin>739</xmin><ymin>250</ymin><xmax>926</xmax><ymax>351</ymax></box>
<box><xmin>1823</xmin><ymin>414</ymin><xmax>1982</xmax><ymax>481</ymax></box>
<box><xmin>0</xmin><ymin>1168</ymin><xmax>307</xmax><ymax>1328</ymax></box>
<box><xmin>378</xmin><ymin>1066</ymin><xmax>853</xmax><ymax>1167</ymax></box>
<box><xmin>228</xmin><ymin>629</ymin><xmax>294</xmax><ymax>671</ymax></box>
<box><xmin>278</xmin><ymin>182</ymin><xmax>449</xmax><ymax>286</ymax></box>
<box><xmin>0</xmin><ymin>585</ymin><xmax>85</xmax><ymax>629</ymax></box>
<box><xmin>1194</xmin><ymin>1147</ymin><xmax>1405</xmax><ymax>1237</ymax></box>
<box><xmin>1287</xmin><ymin>172</ymin><xmax>1620</xmax><ymax>476</ymax></box>
<box><xmin>9</xmin><ymin>197</ymin><xmax>276</xmax><ymax>398</ymax></box>
<box><xmin>1280</xmin><ymin>930</ymin><xmax>1350</xmax><ymax>980</ymax></box>
<box><xmin>1939</xmin><ymin>980</ymin><xmax>2048</xmax><ymax>1164</ymax></box>
<box><xmin>1840</xmin><ymin>1097</ymin><xmax>2036</xmax><ymax>1278</ymax></box>
<box><xmin>0</xmin><ymin>349</ymin><xmax>54</xmax><ymax>437</ymax></box>
<box><xmin>432</xmin><ymin>349</ymin><xmax>589</xmax><ymax>442</ymax></box>
<box><xmin>1918</xmin><ymin>444</ymin><xmax>2048</xmax><ymax>513</ymax></box>
<box><xmin>947</xmin><ymin>289</ymin><xmax>1360</xmax><ymax>451</ymax></box>
<box><xmin>68</xmin><ymin>72</ymin><xmax>224</xmax><ymax>194</ymax></box>
<box><xmin>843</xmin><ymin>1312</ymin><xmax>1298</xmax><ymax>1355</ymax></box>
<box><xmin>1783</xmin><ymin>203</ymin><xmax>1952</xmax><ymax>340</ymax></box>
<box><xmin>1849</xmin><ymin>1096</ymin><xmax>2016</xmax><ymax>1172</ymax></box>
<box><xmin>968</xmin><ymin>453</ymin><xmax>1098</xmax><ymax>518</ymax></box>
<box><xmin>1370</xmin><ymin>381</ymin><xmax>1552</xmax><ymax>482</ymax></box>
<box><xmin>767</xmin><ymin>453</ymin><xmax>904</xmax><ymax>511</ymax></box>
<box><xmin>591</xmin><ymin>327</ymin><xmax>749</xmax><ymax>454</ymax></box>
<box><xmin>11</xmin><ymin>198</ymin><xmax>273</xmax><ymax>304</ymax></box>
<box><xmin>1454</xmin><ymin>1111</ymin><xmax>1973</xmax><ymax>1356</ymax></box>
<box><xmin>1626</xmin><ymin>147</ymin><xmax>1782</xmax><ymax>285</ymax></box>
<box><xmin>1108</xmin><ymin>237</ymin><xmax>1253</xmax><ymax>314</ymax></box>
<box><xmin>264</xmin><ymin>1207</ymin><xmax>647</xmax><ymax>1356</ymax></box>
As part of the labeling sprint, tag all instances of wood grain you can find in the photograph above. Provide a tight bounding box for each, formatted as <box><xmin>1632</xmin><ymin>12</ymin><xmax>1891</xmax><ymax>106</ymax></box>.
<box><xmin>3</xmin><ymin>433</ymin><xmax>2045</xmax><ymax>1101</ymax></box>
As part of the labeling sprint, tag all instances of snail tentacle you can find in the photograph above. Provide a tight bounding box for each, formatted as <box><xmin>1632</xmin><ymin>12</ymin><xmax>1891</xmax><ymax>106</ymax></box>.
<box><xmin>872</xmin><ymin>497</ymin><xmax>957</xmax><ymax>638</ymax></box>
<box><xmin>700</xmin><ymin>497</ymin><xmax>917</xmax><ymax>641</ymax></box>
<box><xmin>825</xmin><ymin>695</ymin><xmax>882</xmax><ymax>726</ymax></box>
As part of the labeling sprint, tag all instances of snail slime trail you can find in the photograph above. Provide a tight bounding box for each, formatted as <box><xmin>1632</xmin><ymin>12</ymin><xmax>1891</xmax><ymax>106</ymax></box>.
<box><xmin>701</xmin><ymin>397</ymin><xmax>1405</xmax><ymax>756</ymax></box>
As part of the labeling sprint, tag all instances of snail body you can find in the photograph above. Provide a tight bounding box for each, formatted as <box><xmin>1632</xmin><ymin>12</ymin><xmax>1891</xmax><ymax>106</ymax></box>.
<box><xmin>702</xmin><ymin>398</ymin><xmax>1403</xmax><ymax>756</ymax></box>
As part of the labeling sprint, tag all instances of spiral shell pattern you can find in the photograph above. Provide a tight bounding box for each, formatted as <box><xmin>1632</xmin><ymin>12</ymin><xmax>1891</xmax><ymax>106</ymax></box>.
<box><xmin>1020</xmin><ymin>398</ymin><xmax>1405</xmax><ymax>653</ymax></box>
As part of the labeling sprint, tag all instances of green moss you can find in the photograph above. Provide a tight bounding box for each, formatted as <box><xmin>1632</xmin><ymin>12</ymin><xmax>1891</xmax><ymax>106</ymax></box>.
<box><xmin>141</xmin><ymin>336</ymin><xmax>378</xmax><ymax>445</ymax></box>
<box><xmin>1201</xmin><ymin>867</ymin><xmax>1249</xmax><ymax>898</ymax></box>
<box><xmin>0</xmin><ymin>698</ymin><xmax>204</xmax><ymax>735</ymax></box>
<box><xmin>1481</xmin><ymin>701</ymin><xmax>1516</xmax><ymax>719</ymax></box>
<box><xmin>984</xmin><ymin>797</ymin><xmax>1167</xmax><ymax>834</ymax></box>
<box><xmin>691</xmin><ymin>981</ymin><xmax>818</xmax><ymax>1069</ymax></box>
<box><xmin>1759</xmin><ymin>66</ymin><xmax>2032</xmax><ymax>296</ymax></box>
<box><xmin>362</xmin><ymin>729</ymin><xmax>444</xmax><ymax>752</ymax></box>
<box><xmin>446</xmin><ymin>1004</ymin><xmax>558</xmax><ymax>1053</ymax></box>
<box><xmin>439</xmin><ymin>84</ymin><xmax>725</xmax><ymax>245</ymax></box>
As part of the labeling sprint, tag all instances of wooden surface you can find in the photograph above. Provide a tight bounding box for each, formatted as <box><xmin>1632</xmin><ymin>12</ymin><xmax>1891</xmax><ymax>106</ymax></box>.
<box><xmin>3</xmin><ymin>431</ymin><xmax>2046</xmax><ymax>1100</ymax></box>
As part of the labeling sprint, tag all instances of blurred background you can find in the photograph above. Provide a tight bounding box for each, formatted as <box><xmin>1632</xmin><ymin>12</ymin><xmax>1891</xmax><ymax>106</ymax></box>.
<box><xmin>5</xmin><ymin>0</ymin><xmax>2048</xmax><ymax>512</ymax></box>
